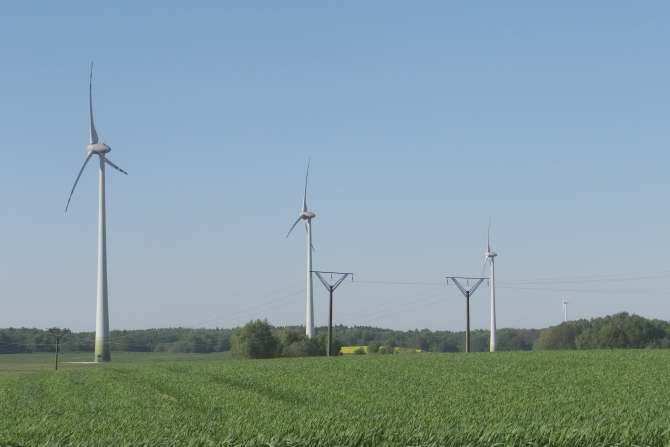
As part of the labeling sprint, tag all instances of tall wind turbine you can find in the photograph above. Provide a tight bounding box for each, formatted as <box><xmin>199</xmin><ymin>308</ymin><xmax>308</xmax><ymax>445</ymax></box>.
<box><xmin>65</xmin><ymin>63</ymin><xmax>128</xmax><ymax>362</ymax></box>
<box><xmin>286</xmin><ymin>160</ymin><xmax>316</xmax><ymax>338</ymax></box>
<box><xmin>481</xmin><ymin>221</ymin><xmax>498</xmax><ymax>352</ymax></box>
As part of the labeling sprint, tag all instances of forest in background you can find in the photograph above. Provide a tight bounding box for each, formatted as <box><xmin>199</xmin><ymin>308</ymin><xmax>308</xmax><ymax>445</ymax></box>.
<box><xmin>1</xmin><ymin>313</ymin><xmax>669</xmax><ymax>356</ymax></box>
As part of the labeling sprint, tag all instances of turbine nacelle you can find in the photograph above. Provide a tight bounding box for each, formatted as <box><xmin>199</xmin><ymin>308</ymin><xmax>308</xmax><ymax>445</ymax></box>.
<box><xmin>300</xmin><ymin>211</ymin><xmax>316</xmax><ymax>220</ymax></box>
<box><xmin>87</xmin><ymin>143</ymin><xmax>111</xmax><ymax>154</ymax></box>
<box><xmin>486</xmin><ymin>251</ymin><xmax>498</xmax><ymax>259</ymax></box>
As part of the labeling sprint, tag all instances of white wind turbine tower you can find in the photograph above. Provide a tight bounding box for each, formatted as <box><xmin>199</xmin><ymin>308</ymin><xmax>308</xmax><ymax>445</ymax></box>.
<box><xmin>286</xmin><ymin>160</ymin><xmax>316</xmax><ymax>338</ymax></box>
<box><xmin>481</xmin><ymin>221</ymin><xmax>498</xmax><ymax>352</ymax></box>
<box><xmin>65</xmin><ymin>63</ymin><xmax>128</xmax><ymax>362</ymax></box>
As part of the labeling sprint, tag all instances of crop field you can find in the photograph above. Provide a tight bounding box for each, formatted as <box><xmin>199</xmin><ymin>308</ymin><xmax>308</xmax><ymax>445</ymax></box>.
<box><xmin>1</xmin><ymin>350</ymin><xmax>670</xmax><ymax>446</ymax></box>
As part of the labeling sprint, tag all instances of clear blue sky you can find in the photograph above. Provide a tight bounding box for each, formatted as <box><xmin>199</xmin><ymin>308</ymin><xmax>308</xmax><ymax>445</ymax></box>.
<box><xmin>1</xmin><ymin>2</ymin><xmax>669</xmax><ymax>332</ymax></box>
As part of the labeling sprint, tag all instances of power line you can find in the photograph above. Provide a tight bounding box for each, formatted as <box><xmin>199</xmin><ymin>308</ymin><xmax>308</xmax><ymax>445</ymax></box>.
<box><xmin>500</xmin><ymin>269</ymin><xmax>670</xmax><ymax>285</ymax></box>
<box><xmin>498</xmin><ymin>285</ymin><xmax>670</xmax><ymax>294</ymax></box>
<box><xmin>357</xmin><ymin>295</ymin><xmax>447</xmax><ymax>325</ymax></box>
<box><xmin>356</xmin><ymin>280</ymin><xmax>443</xmax><ymax>287</ymax></box>
<box><xmin>357</xmin><ymin>269</ymin><xmax>670</xmax><ymax>286</ymax></box>
<box><xmin>186</xmin><ymin>286</ymin><xmax>304</xmax><ymax>327</ymax></box>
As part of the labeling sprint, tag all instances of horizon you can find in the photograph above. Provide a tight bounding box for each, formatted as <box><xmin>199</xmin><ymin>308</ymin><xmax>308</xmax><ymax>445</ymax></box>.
<box><xmin>0</xmin><ymin>309</ymin><xmax>657</xmax><ymax>333</ymax></box>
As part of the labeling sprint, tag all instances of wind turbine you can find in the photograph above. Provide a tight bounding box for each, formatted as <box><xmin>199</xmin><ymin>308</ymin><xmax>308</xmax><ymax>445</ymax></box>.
<box><xmin>481</xmin><ymin>220</ymin><xmax>498</xmax><ymax>352</ymax></box>
<box><xmin>286</xmin><ymin>160</ymin><xmax>316</xmax><ymax>338</ymax></box>
<box><xmin>65</xmin><ymin>63</ymin><xmax>128</xmax><ymax>362</ymax></box>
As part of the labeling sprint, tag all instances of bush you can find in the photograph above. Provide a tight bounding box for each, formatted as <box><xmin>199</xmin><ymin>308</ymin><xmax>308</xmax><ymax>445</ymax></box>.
<box><xmin>281</xmin><ymin>333</ymin><xmax>325</xmax><ymax>357</ymax></box>
<box><xmin>230</xmin><ymin>320</ymin><xmax>280</xmax><ymax>359</ymax></box>
<box><xmin>378</xmin><ymin>345</ymin><xmax>395</xmax><ymax>354</ymax></box>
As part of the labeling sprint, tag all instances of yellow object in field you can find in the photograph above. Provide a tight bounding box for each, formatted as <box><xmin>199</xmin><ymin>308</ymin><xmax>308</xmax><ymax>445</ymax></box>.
<box><xmin>340</xmin><ymin>346</ymin><xmax>368</xmax><ymax>355</ymax></box>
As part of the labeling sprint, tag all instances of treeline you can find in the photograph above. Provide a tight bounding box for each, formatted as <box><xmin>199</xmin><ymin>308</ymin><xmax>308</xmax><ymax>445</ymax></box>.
<box><xmin>0</xmin><ymin>328</ymin><xmax>232</xmax><ymax>354</ymax></box>
<box><xmin>534</xmin><ymin>313</ymin><xmax>670</xmax><ymax>350</ymax></box>
<box><xmin>0</xmin><ymin>324</ymin><xmax>538</xmax><ymax>355</ymax></box>
<box><xmin>2</xmin><ymin>313</ymin><xmax>669</xmax><ymax>355</ymax></box>
<box><xmin>330</xmin><ymin>326</ymin><xmax>540</xmax><ymax>352</ymax></box>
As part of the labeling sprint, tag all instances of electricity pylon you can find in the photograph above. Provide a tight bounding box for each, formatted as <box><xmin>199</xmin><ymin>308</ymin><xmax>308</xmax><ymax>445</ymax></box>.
<box><xmin>446</xmin><ymin>276</ymin><xmax>487</xmax><ymax>353</ymax></box>
<box><xmin>48</xmin><ymin>328</ymin><xmax>70</xmax><ymax>370</ymax></box>
<box><xmin>312</xmin><ymin>271</ymin><xmax>353</xmax><ymax>356</ymax></box>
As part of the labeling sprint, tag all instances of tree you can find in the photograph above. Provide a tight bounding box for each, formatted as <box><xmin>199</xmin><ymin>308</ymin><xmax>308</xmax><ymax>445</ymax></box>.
<box><xmin>279</xmin><ymin>331</ymin><xmax>326</xmax><ymax>357</ymax></box>
<box><xmin>534</xmin><ymin>313</ymin><xmax>670</xmax><ymax>351</ymax></box>
<box><xmin>230</xmin><ymin>320</ymin><xmax>280</xmax><ymax>359</ymax></box>
<box><xmin>534</xmin><ymin>323</ymin><xmax>582</xmax><ymax>350</ymax></box>
<box><xmin>575</xmin><ymin>313</ymin><xmax>668</xmax><ymax>349</ymax></box>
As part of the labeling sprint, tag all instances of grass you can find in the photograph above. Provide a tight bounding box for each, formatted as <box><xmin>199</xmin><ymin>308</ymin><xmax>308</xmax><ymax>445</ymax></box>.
<box><xmin>1</xmin><ymin>350</ymin><xmax>670</xmax><ymax>446</ymax></box>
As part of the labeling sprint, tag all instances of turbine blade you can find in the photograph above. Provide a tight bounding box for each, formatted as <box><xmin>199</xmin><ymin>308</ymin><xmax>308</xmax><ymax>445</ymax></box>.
<box><xmin>305</xmin><ymin>223</ymin><xmax>315</xmax><ymax>251</ymax></box>
<box><xmin>286</xmin><ymin>217</ymin><xmax>302</xmax><ymax>238</ymax></box>
<box><xmin>481</xmin><ymin>255</ymin><xmax>489</xmax><ymax>277</ymax></box>
<box><xmin>302</xmin><ymin>158</ymin><xmax>310</xmax><ymax>212</ymax></box>
<box><xmin>304</xmin><ymin>221</ymin><xmax>316</xmax><ymax>252</ymax></box>
<box><xmin>65</xmin><ymin>153</ymin><xmax>94</xmax><ymax>213</ymax></box>
<box><xmin>89</xmin><ymin>62</ymin><xmax>99</xmax><ymax>145</ymax></box>
<box><xmin>104</xmin><ymin>158</ymin><xmax>128</xmax><ymax>175</ymax></box>
<box><xmin>305</xmin><ymin>220</ymin><xmax>316</xmax><ymax>251</ymax></box>
<box><xmin>305</xmin><ymin>221</ymin><xmax>316</xmax><ymax>251</ymax></box>
<box><xmin>487</xmin><ymin>217</ymin><xmax>492</xmax><ymax>253</ymax></box>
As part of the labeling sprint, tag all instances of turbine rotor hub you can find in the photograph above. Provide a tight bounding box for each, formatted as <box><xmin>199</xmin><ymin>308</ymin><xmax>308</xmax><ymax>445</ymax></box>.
<box><xmin>87</xmin><ymin>143</ymin><xmax>111</xmax><ymax>154</ymax></box>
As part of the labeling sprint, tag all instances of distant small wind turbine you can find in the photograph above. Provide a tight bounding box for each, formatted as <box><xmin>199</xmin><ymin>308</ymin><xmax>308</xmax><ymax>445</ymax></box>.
<box><xmin>65</xmin><ymin>62</ymin><xmax>128</xmax><ymax>362</ymax></box>
<box><xmin>481</xmin><ymin>220</ymin><xmax>498</xmax><ymax>352</ymax></box>
<box><xmin>562</xmin><ymin>298</ymin><xmax>568</xmax><ymax>322</ymax></box>
<box><xmin>287</xmin><ymin>160</ymin><xmax>316</xmax><ymax>338</ymax></box>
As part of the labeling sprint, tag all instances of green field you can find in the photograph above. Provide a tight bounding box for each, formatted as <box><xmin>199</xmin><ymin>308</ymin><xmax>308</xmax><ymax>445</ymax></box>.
<box><xmin>1</xmin><ymin>351</ymin><xmax>669</xmax><ymax>446</ymax></box>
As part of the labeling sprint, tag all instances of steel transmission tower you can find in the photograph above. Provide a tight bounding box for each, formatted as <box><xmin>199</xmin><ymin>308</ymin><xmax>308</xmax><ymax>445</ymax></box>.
<box><xmin>312</xmin><ymin>271</ymin><xmax>353</xmax><ymax>356</ymax></box>
<box><xmin>446</xmin><ymin>276</ymin><xmax>488</xmax><ymax>353</ymax></box>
